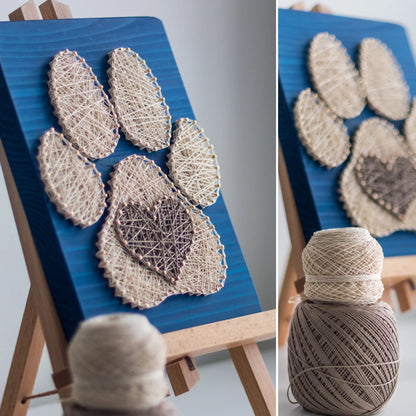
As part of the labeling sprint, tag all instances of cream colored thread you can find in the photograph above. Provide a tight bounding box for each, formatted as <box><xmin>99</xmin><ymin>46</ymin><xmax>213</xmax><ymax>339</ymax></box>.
<box><xmin>167</xmin><ymin>118</ymin><xmax>220</xmax><ymax>207</ymax></box>
<box><xmin>340</xmin><ymin>117</ymin><xmax>416</xmax><ymax>237</ymax></box>
<box><xmin>404</xmin><ymin>97</ymin><xmax>416</xmax><ymax>151</ymax></box>
<box><xmin>359</xmin><ymin>38</ymin><xmax>410</xmax><ymax>120</ymax></box>
<box><xmin>108</xmin><ymin>47</ymin><xmax>171</xmax><ymax>152</ymax></box>
<box><xmin>73</xmin><ymin>369</ymin><xmax>164</xmax><ymax>388</ymax></box>
<box><xmin>294</xmin><ymin>88</ymin><xmax>350</xmax><ymax>168</ymax></box>
<box><xmin>302</xmin><ymin>228</ymin><xmax>384</xmax><ymax>304</ymax></box>
<box><xmin>96</xmin><ymin>155</ymin><xmax>227</xmax><ymax>309</ymax></box>
<box><xmin>49</xmin><ymin>50</ymin><xmax>120</xmax><ymax>160</ymax></box>
<box><xmin>68</xmin><ymin>314</ymin><xmax>173</xmax><ymax>412</ymax></box>
<box><xmin>308</xmin><ymin>32</ymin><xmax>366</xmax><ymax>119</ymax></box>
<box><xmin>305</xmin><ymin>274</ymin><xmax>381</xmax><ymax>283</ymax></box>
<box><xmin>37</xmin><ymin>128</ymin><xmax>107</xmax><ymax>228</ymax></box>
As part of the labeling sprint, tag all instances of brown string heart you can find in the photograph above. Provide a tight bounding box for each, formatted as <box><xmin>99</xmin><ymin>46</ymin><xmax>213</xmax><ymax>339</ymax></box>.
<box><xmin>355</xmin><ymin>155</ymin><xmax>416</xmax><ymax>220</ymax></box>
<box><xmin>114</xmin><ymin>196</ymin><xmax>194</xmax><ymax>284</ymax></box>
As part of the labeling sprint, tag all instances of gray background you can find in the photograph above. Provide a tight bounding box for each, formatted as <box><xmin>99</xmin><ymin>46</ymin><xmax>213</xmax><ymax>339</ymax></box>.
<box><xmin>0</xmin><ymin>1</ymin><xmax>276</xmax><ymax>415</ymax></box>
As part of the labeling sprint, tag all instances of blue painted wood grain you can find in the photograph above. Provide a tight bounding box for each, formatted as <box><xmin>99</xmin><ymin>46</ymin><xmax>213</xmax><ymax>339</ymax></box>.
<box><xmin>279</xmin><ymin>9</ymin><xmax>416</xmax><ymax>256</ymax></box>
<box><xmin>0</xmin><ymin>17</ymin><xmax>261</xmax><ymax>340</ymax></box>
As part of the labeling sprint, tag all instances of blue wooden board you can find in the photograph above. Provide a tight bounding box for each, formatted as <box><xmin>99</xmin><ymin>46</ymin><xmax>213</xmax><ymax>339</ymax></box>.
<box><xmin>0</xmin><ymin>17</ymin><xmax>261</xmax><ymax>340</ymax></box>
<box><xmin>279</xmin><ymin>9</ymin><xmax>416</xmax><ymax>256</ymax></box>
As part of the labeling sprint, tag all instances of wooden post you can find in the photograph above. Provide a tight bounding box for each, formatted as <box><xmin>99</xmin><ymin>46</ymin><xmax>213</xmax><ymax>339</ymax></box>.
<box><xmin>278</xmin><ymin>250</ymin><xmax>298</xmax><ymax>346</ymax></box>
<box><xmin>8</xmin><ymin>0</ymin><xmax>40</xmax><ymax>21</ymax></box>
<box><xmin>166</xmin><ymin>356</ymin><xmax>200</xmax><ymax>395</ymax></box>
<box><xmin>0</xmin><ymin>288</ymin><xmax>44</xmax><ymax>416</ymax></box>
<box><xmin>39</xmin><ymin>0</ymin><xmax>72</xmax><ymax>19</ymax></box>
<box><xmin>229</xmin><ymin>343</ymin><xmax>276</xmax><ymax>416</ymax></box>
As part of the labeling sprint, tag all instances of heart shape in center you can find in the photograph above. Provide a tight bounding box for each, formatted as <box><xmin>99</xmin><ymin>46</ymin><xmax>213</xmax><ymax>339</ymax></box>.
<box><xmin>355</xmin><ymin>155</ymin><xmax>416</xmax><ymax>220</ymax></box>
<box><xmin>114</xmin><ymin>196</ymin><xmax>194</xmax><ymax>284</ymax></box>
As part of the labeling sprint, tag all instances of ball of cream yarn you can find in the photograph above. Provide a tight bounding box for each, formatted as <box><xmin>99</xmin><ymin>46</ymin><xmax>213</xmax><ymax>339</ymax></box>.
<box><xmin>303</xmin><ymin>227</ymin><xmax>384</xmax><ymax>303</ymax></box>
<box><xmin>68</xmin><ymin>313</ymin><xmax>170</xmax><ymax>412</ymax></box>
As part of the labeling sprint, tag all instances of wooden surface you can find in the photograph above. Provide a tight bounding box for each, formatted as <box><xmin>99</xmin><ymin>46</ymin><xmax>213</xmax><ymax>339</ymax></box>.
<box><xmin>8</xmin><ymin>0</ymin><xmax>40</xmax><ymax>21</ymax></box>
<box><xmin>229</xmin><ymin>343</ymin><xmax>276</xmax><ymax>416</ymax></box>
<box><xmin>166</xmin><ymin>356</ymin><xmax>200</xmax><ymax>396</ymax></box>
<box><xmin>39</xmin><ymin>0</ymin><xmax>72</xmax><ymax>19</ymax></box>
<box><xmin>0</xmin><ymin>16</ymin><xmax>261</xmax><ymax>340</ymax></box>
<box><xmin>278</xmin><ymin>250</ymin><xmax>298</xmax><ymax>347</ymax></box>
<box><xmin>279</xmin><ymin>9</ymin><xmax>416</xmax><ymax>257</ymax></box>
<box><xmin>0</xmin><ymin>288</ymin><xmax>44</xmax><ymax>416</ymax></box>
<box><xmin>163</xmin><ymin>309</ymin><xmax>275</xmax><ymax>361</ymax></box>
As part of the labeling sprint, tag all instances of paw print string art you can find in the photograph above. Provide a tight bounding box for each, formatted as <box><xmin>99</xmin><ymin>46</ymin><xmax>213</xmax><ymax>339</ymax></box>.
<box><xmin>39</xmin><ymin>48</ymin><xmax>226</xmax><ymax>309</ymax></box>
<box><xmin>294</xmin><ymin>33</ymin><xmax>416</xmax><ymax>237</ymax></box>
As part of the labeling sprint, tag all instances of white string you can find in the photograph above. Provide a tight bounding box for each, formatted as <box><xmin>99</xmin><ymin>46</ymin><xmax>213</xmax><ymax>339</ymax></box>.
<box><xmin>359</xmin><ymin>37</ymin><xmax>410</xmax><ymax>120</ymax></box>
<box><xmin>167</xmin><ymin>118</ymin><xmax>221</xmax><ymax>207</ymax></box>
<box><xmin>302</xmin><ymin>228</ymin><xmax>384</xmax><ymax>304</ymax></box>
<box><xmin>37</xmin><ymin>128</ymin><xmax>107</xmax><ymax>228</ymax></box>
<box><xmin>108</xmin><ymin>47</ymin><xmax>172</xmax><ymax>152</ymax></box>
<box><xmin>294</xmin><ymin>88</ymin><xmax>350</xmax><ymax>168</ymax></box>
<box><xmin>309</xmin><ymin>32</ymin><xmax>366</xmax><ymax>119</ymax></box>
<box><xmin>49</xmin><ymin>50</ymin><xmax>120</xmax><ymax>160</ymax></box>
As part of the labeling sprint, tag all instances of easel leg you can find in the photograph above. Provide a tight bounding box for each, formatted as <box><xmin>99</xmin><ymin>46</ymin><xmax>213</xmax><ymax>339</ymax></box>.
<box><xmin>229</xmin><ymin>343</ymin><xmax>276</xmax><ymax>416</ymax></box>
<box><xmin>0</xmin><ymin>287</ymin><xmax>45</xmax><ymax>416</ymax></box>
<box><xmin>278</xmin><ymin>249</ymin><xmax>298</xmax><ymax>347</ymax></box>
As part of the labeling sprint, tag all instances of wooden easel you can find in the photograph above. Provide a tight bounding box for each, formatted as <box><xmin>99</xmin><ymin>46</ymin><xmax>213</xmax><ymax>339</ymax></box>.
<box><xmin>0</xmin><ymin>2</ymin><xmax>276</xmax><ymax>415</ymax></box>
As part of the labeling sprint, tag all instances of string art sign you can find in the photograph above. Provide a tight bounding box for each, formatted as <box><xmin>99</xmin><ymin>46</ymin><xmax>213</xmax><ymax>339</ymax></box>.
<box><xmin>0</xmin><ymin>17</ymin><xmax>261</xmax><ymax>338</ymax></box>
<box><xmin>288</xmin><ymin>19</ymin><xmax>416</xmax><ymax>237</ymax></box>
<box><xmin>279</xmin><ymin>9</ymin><xmax>416</xmax><ymax>256</ymax></box>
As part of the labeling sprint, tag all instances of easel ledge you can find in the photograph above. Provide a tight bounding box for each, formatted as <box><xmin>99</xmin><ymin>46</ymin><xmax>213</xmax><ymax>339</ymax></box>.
<box><xmin>0</xmin><ymin>2</ymin><xmax>276</xmax><ymax>416</ymax></box>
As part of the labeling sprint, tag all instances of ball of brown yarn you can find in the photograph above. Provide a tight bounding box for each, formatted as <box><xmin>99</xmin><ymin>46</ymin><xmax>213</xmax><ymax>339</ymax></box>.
<box><xmin>288</xmin><ymin>301</ymin><xmax>399</xmax><ymax>416</ymax></box>
<box><xmin>302</xmin><ymin>227</ymin><xmax>384</xmax><ymax>304</ymax></box>
<box><xmin>68</xmin><ymin>313</ymin><xmax>171</xmax><ymax>412</ymax></box>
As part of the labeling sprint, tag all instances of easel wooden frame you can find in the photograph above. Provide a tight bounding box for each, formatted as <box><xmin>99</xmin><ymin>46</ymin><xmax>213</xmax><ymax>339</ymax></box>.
<box><xmin>0</xmin><ymin>2</ymin><xmax>276</xmax><ymax>415</ymax></box>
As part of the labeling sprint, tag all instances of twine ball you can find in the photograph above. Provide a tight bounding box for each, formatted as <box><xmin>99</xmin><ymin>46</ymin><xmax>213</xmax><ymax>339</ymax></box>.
<box><xmin>303</xmin><ymin>227</ymin><xmax>384</xmax><ymax>303</ymax></box>
<box><xmin>288</xmin><ymin>301</ymin><xmax>399</xmax><ymax>416</ymax></box>
<box><xmin>68</xmin><ymin>313</ymin><xmax>171</xmax><ymax>413</ymax></box>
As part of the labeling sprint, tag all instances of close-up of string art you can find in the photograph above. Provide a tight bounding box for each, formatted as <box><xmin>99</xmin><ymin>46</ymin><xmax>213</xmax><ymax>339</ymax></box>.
<box><xmin>39</xmin><ymin>48</ymin><xmax>227</xmax><ymax>309</ymax></box>
<box><xmin>293</xmin><ymin>32</ymin><xmax>416</xmax><ymax>237</ymax></box>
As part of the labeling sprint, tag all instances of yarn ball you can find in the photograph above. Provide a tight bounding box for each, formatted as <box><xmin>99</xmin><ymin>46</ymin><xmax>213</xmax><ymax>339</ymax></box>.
<box><xmin>65</xmin><ymin>402</ymin><xmax>181</xmax><ymax>416</ymax></box>
<box><xmin>303</xmin><ymin>227</ymin><xmax>384</xmax><ymax>303</ymax></box>
<box><xmin>288</xmin><ymin>301</ymin><xmax>399</xmax><ymax>416</ymax></box>
<box><xmin>68</xmin><ymin>313</ymin><xmax>170</xmax><ymax>412</ymax></box>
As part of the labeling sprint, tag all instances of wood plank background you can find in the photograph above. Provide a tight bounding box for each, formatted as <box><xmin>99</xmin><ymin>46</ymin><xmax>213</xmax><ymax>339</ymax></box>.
<box><xmin>279</xmin><ymin>8</ymin><xmax>416</xmax><ymax>256</ymax></box>
<box><xmin>0</xmin><ymin>16</ymin><xmax>261</xmax><ymax>340</ymax></box>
